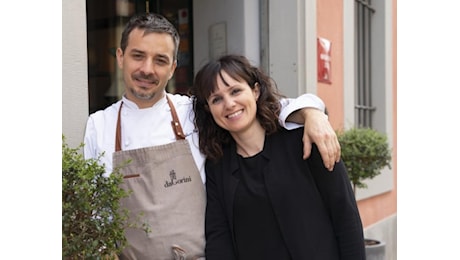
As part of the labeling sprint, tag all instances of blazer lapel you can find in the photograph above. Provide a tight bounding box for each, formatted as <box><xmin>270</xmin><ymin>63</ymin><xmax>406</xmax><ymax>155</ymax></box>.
<box><xmin>221</xmin><ymin>142</ymin><xmax>240</xmax><ymax>236</ymax></box>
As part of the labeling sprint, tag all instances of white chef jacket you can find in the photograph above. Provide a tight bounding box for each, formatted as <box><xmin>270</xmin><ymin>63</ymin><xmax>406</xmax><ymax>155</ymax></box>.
<box><xmin>83</xmin><ymin>92</ymin><xmax>325</xmax><ymax>183</ymax></box>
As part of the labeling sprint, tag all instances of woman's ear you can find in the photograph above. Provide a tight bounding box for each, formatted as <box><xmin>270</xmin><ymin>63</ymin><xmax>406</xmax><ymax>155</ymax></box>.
<box><xmin>254</xmin><ymin>82</ymin><xmax>261</xmax><ymax>101</ymax></box>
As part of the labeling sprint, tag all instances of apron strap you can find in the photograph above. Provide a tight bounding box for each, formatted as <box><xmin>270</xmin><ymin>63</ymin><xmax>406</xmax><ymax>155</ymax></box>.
<box><xmin>115</xmin><ymin>96</ymin><xmax>186</xmax><ymax>152</ymax></box>
<box><xmin>166</xmin><ymin>95</ymin><xmax>186</xmax><ymax>140</ymax></box>
<box><xmin>115</xmin><ymin>101</ymin><xmax>124</xmax><ymax>152</ymax></box>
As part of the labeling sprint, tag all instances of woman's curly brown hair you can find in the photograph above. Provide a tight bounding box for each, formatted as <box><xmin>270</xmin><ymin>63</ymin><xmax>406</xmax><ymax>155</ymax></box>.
<box><xmin>190</xmin><ymin>54</ymin><xmax>285</xmax><ymax>160</ymax></box>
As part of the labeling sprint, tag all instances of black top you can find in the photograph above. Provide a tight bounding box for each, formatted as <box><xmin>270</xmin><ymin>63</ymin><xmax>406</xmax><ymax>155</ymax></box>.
<box><xmin>204</xmin><ymin>127</ymin><xmax>365</xmax><ymax>260</ymax></box>
<box><xmin>233</xmin><ymin>153</ymin><xmax>291</xmax><ymax>260</ymax></box>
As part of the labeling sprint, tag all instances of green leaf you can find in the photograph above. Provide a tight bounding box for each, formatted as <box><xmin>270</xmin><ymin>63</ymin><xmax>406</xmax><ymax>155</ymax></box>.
<box><xmin>336</xmin><ymin>127</ymin><xmax>392</xmax><ymax>194</ymax></box>
<box><xmin>62</xmin><ymin>135</ymin><xmax>150</xmax><ymax>258</ymax></box>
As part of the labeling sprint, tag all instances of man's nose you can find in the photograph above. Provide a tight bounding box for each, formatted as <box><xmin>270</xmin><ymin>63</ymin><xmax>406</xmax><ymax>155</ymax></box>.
<box><xmin>140</xmin><ymin>59</ymin><xmax>156</xmax><ymax>75</ymax></box>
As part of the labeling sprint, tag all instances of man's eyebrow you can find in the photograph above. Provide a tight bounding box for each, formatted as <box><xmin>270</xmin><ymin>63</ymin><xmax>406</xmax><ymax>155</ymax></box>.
<box><xmin>156</xmin><ymin>53</ymin><xmax>171</xmax><ymax>60</ymax></box>
<box><xmin>129</xmin><ymin>48</ymin><xmax>145</xmax><ymax>55</ymax></box>
<box><xmin>127</xmin><ymin>49</ymin><xmax>172</xmax><ymax>62</ymax></box>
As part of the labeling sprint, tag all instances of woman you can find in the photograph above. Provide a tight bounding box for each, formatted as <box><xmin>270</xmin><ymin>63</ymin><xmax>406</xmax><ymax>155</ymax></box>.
<box><xmin>191</xmin><ymin>54</ymin><xmax>365</xmax><ymax>260</ymax></box>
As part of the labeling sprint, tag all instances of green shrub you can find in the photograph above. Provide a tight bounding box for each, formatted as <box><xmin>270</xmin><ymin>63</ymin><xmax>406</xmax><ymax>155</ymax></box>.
<box><xmin>62</xmin><ymin>135</ymin><xmax>148</xmax><ymax>259</ymax></box>
<box><xmin>337</xmin><ymin>127</ymin><xmax>392</xmax><ymax>194</ymax></box>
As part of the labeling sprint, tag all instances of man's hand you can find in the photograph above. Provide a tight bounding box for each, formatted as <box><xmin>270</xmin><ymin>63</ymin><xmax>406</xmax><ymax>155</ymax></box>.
<box><xmin>302</xmin><ymin>108</ymin><xmax>340</xmax><ymax>171</ymax></box>
<box><xmin>287</xmin><ymin>107</ymin><xmax>341</xmax><ymax>171</ymax></box>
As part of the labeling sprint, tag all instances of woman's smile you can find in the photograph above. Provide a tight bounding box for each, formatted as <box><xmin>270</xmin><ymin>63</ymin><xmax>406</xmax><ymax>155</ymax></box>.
<box><xmin>227</xmin><ymin>109</ymin><xmax>243</xmax><ymax>119</ymax></box>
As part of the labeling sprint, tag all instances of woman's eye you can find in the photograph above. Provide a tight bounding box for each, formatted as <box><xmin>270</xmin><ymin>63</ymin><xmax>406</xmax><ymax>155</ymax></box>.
<box><xmin>211</xmin><ymin>97</ymin><xmax>222</xmax><ymax>104</ymax></box>
<box><xmin>231</xmin><ymin>88</ymin><xmax>241</xmax><ymax>95</ymax></box>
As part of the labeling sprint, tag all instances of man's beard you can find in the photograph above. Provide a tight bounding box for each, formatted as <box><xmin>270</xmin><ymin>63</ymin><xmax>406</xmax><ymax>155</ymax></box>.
<box><xmin>128</xmin><ymin>73</ymin><xmax>162</xmax><ymax>100</ymax></box>
<box><xmin>129</xmin><ymin>86</ymin><xmax>157</xmax><ymax>100</ymax></box>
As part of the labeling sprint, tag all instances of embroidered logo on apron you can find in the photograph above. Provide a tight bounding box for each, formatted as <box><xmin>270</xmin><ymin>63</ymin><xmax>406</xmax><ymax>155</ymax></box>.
<box><xmin>164</xmin><ymin>170</ymin><xmax>192</xmax><ymax>188</ymax></box>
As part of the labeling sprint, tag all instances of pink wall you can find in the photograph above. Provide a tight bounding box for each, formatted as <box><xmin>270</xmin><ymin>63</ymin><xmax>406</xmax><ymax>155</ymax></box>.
<box><xmin>316</xmin><ymin>0</ymin><xmax>397</xmax><ymax>228</ymax></box>
<box><xmin>316</xmin><ymin>0</ymin><xmax>344</xmax><ymax>129</ymax></box>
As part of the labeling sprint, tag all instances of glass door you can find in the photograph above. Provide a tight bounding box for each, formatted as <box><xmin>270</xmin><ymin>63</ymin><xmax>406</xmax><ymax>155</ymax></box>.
<box><xmin>86</xmin><ymin>0</ymin><xmax>193</xmax><ymax>114</ymax></box>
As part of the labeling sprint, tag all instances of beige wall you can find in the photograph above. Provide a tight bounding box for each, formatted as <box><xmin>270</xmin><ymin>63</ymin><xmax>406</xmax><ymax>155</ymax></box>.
<box><xmin>62</xmin><ymin>0</ymin><xmax>89</xmax><ymax>148</ymax></box>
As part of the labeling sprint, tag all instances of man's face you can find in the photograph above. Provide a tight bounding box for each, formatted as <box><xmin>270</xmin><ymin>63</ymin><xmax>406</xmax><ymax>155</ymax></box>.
<box><xmin>116</xmin><ymin>28</ymin><xmax>177</xmax><ymax>108</ymax></box>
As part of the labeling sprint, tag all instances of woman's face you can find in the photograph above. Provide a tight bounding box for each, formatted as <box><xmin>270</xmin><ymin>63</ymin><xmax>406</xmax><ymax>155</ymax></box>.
<box><xmin>206</xmin><ymin>70</ymin><xmax>260</xmax><ymax>135</ymax></box>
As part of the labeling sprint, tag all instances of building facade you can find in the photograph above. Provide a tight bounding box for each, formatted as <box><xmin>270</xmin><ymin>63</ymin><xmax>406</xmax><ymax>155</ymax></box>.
<box><xmin>63</xmin><ymin>0</ymin><xmax>397</xmax><ymax>258</ymax></box>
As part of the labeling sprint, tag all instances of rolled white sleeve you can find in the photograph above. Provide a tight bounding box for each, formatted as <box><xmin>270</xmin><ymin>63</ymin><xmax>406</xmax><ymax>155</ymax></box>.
<box><xmin>83</xmin><ymin>116</ymin><xmax>98</xmax><ymax>160</ymax></box>
<box><xmin>278</xmin><ymin>93</ymin><xmax>326</xmax><ymax>130</ymax></box>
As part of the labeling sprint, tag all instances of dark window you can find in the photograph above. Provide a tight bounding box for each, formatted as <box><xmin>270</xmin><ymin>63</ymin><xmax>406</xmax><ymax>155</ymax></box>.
<box><xmin>355</xmin><ymin>0</ymin><xmax>375</xmax><ymax>128</ymax></box>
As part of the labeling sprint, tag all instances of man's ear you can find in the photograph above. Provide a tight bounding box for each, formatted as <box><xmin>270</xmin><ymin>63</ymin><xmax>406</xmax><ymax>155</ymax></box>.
<box><xmin>116</xmin><ymin>48</ymin><xmax>124</xmax><ymax>69</ymax></box>
<box><xmin>169</xmin><ymin>60</ymin><xmax>178</xmax><ymax>80</ymax></box>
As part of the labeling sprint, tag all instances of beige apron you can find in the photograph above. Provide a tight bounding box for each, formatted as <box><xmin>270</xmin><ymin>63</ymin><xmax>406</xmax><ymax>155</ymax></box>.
<box><xmin>113</xmin><ymin>97</ymin><xmax>206</xmax><ymax>260</ymax></box>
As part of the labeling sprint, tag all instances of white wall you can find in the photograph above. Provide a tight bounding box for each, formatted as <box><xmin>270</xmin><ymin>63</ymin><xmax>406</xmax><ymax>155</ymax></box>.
<box><xmin>193</xmin><ymin>0</ymin><xmax>260</xmax><ymax>71</ymax></box>
<box><xmin>266</xmin><ymin>0</ymin><xmax>317</xmax><ymax>97</ymax></box>
<box><xmin>268</xmin><ymin>0</ymin><xmax>302</xmax><ymax>98</ymax></box>
<box><xmin>62</xmin><ymin>0</ymin><xmax>89</xmax><ymax>148</ymax></box>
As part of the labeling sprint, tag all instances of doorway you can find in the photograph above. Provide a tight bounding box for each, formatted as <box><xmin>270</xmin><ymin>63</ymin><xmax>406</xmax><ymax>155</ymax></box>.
<box><xmin>86</xmin><ymin>0</ymin><xmax>193</xmax><ymax>114</ymax></box>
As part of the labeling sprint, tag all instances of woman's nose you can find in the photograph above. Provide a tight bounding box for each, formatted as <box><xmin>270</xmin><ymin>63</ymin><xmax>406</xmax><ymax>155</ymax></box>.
<box><xmin>224</xmin><ymin>96</ymin><xmax>236</xmax><ymax>108</ymax></box>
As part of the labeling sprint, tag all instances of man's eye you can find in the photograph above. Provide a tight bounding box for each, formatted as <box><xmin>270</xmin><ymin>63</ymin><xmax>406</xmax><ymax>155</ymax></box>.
<box><xmin>156</xmin><ymin>59</ymin><xmax>168</xmax><ymax>65</ymax></box>
<box><xmin>132</xmin><ymin>54</ymin><xmax>143</xmax><ymax>60</ymax></box>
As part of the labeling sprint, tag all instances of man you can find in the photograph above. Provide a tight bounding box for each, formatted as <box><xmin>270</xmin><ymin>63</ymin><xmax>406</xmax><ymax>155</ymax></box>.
<box><xmin>84</xmin><ymin>13</ymin><xmax>340</xmax><ymax>259</ymax></box>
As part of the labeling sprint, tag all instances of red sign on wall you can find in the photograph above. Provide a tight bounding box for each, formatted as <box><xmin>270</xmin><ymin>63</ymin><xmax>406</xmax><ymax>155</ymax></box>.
<box><xmin>317</xmin><ymin>37</ymin><xmax>332</xmax><ymax>84</ymax></box>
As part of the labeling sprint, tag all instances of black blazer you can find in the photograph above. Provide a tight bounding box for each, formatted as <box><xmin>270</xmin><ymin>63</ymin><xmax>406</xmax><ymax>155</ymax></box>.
<box><xmin>204</xmin><ymin>127</ymin><xmax>365</xmax><ymax>260</ymax></box>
